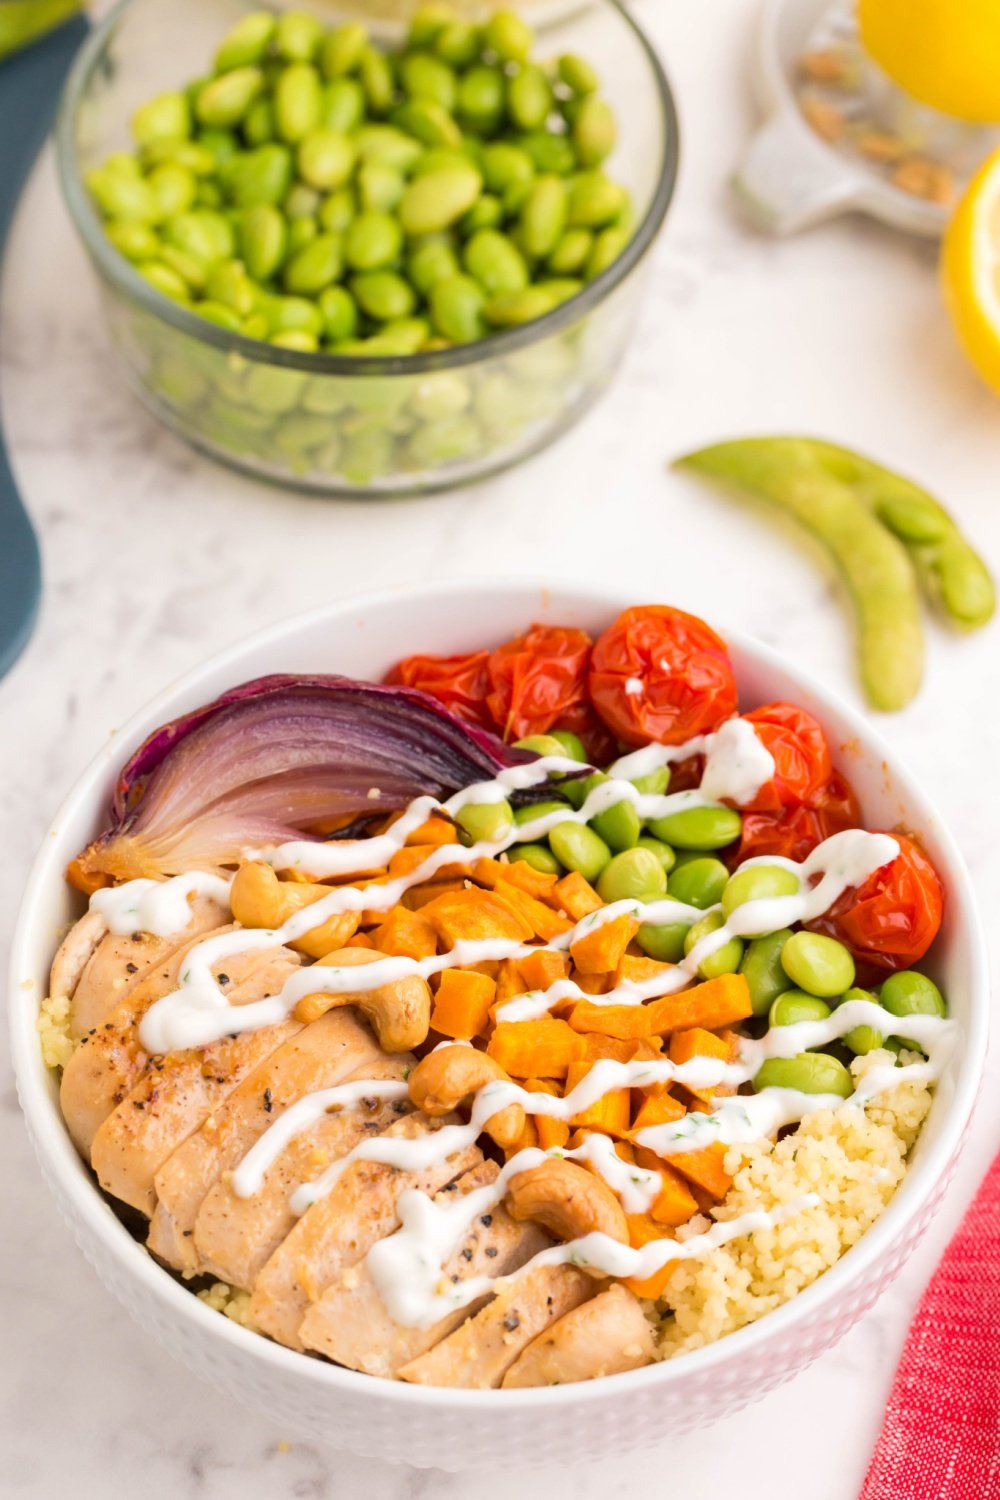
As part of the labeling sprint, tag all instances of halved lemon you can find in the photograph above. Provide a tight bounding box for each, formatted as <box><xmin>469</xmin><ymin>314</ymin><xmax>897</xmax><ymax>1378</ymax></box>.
<box><xmin>941</xmin><ymin>147</ymin><xmax>1000</xmax><ymax>395</ymax></box>
<box><xmin>860</xmin><ymin>0</ymin><xmax>1000</xmax><ymax>123</ymax></box>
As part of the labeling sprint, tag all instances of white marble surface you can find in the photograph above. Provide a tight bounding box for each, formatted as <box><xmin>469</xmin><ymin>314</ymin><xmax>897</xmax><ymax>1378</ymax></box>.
<box><xmin>2</xmin><ymin>1</ymin><xmax>999</xmax><ymax>1495</ymax></box>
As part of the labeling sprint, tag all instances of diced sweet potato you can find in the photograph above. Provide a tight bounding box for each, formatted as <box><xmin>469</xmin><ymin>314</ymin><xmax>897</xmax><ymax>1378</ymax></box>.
<box><xmin>504</xmin><ymin>1115</ymin><xmax>539</xmax><ymax>1158</ymax></box>
<box><xmin>564</xmin><ymin>1061</ymin><xmax>630</xmax><ymax>1137</ymax></box>
<box><xmin>623</xmin><ymin>1214</ymin><xmax>679</xmax><ymax>1299</ymax></box>
<box><xmin>495</xmin><ymin>958</ymin><xmax>526</xmax><ymax>1005</ymax></box>
<box><xmin>615</xmin><ymin>953</ymin><xmax>676</xmax><ymax>988</ymax></box>
<box><xmin>487</xmin><ymin>1019</ymin><xmax>586</xmax><ymax>1079</ymax></box>
<box><xmin>550</xmin><ymin>870</ymin><xmax>603</xmax><ymax>920</ymax></box>
<box><xmin>630</xmin><ymin>1087</ymin><xmax>686</xmax><ymax>1136</ymax></box>
<box><xmin>347</xmin><ymin>931</ymin><xmax>375</xmax><ymax>950</ymax></box>
<box><xmin>430</xmin><ymin>969</ymin><xmax>497</xmax><ymax>1041</ymax></box>
<box><xmin>518</xmin><ymin>948</ymin><xmax>570</xmax><ymax>993</ymax></box>
<box><xmin>668</xmin><ymin>1142</ymin><xmax>733</xmax><ymax>1200</ymax></box>
<box><xmin>389</xmin><ymin>845</ymin><xmax>469</xmax><ymax>880</ymax></box>
<box><xmin>402</xmin><ymin>879</ymin><xmax>469</xmax><ymax>912</ymax></box>
<box><xmin>668</xmin><ymin>1026</ymin><xmax>736</xmax><ymax>1108</ymax></box>
<box><xmin>404</xmin><ymin>816</ymin><xmax>459</xmax><ymax>847</ymax></box>
<box><xmin>632</xmin><ymin>1146</ymin><xmax>700</xmax><ymax>1227</ymax></box>
<box><xmin>372</xmin><ymin>906</ymin><xmax>438</xmax><ymax>962</ymax></box>
<box><xmin>495</xmin><ymin>880</ymin><xmax>574</xmax><ymax>942</ymax></box>
<box><xmin>581</xmin><ymin>1035</ymin><xmax>663</xmax><ymax>1063</ymax></box>
<box><xmin>421</xmin><ymin>887</ymin><xmax>534</xmax><ymax>945</ymax></box>
<box><xmin>523</xmin><ymin>1078</ymin><xmax>570</xmax><ymax>1152</ymax></box>
<box><xmin>572</xmin><ymin>970</ymin><xmax>611</xmax><ymax>996</ymax></box>
<box><xmin>569</xmin><ymin>973</ymin><xmax>752</xmax><ymax>1040</ymax></box>
<box><xmin>570</xmin><ymin>912</ymin><xmax>640</xmax><ymax>975</ymax></box>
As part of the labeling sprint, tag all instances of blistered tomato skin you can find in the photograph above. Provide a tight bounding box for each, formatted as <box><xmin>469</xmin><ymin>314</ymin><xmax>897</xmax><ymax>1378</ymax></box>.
<box><xmin>735</xmin><ymin>769</ymin><xmax>861</xmax><ymax>865</ymax></box>
<box><xmin>740</xmin><ymin>703</ymin><xmax>832</xmax><ymax>812</ymax></box>
<box><xmin>385</xmin><ymin>650</ymin><xmax>493</xmax><ymax>729</ymax></box>
<box><xmin>588</xmin><ymin>605</ymin><xmax>738</xmax><ymax>747</ymax></box>
<box><xmin>486</xmin><ymin>624</ymin><xmax>592</xmax><ymax>742</ymax></box>
<box><xmin>808</xmin><ymin>831</ymin><xmax>945</xmax><ymax>972</ymax></box>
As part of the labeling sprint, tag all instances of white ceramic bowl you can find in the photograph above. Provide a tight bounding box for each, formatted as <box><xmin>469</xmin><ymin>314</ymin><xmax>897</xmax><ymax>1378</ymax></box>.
<box><xmin>9</xmin><ymin>579</ymin><xmax>988</xmax><ymax>1470</ymax></box>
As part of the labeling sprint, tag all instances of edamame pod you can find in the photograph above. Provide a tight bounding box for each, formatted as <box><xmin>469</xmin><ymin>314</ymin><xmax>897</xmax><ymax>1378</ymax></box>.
<box><xmin>675</xmin><ymin>438</ymin><xmax>926</xmax><ymax>711</ymax></box>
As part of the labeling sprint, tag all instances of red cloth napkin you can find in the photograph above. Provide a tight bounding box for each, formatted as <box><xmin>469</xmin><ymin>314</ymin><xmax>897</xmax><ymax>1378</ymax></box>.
<box><xmin>860</xmin><ymin>1147</ymin><xmax>1000</xmax><ymax>1500</ymax></box>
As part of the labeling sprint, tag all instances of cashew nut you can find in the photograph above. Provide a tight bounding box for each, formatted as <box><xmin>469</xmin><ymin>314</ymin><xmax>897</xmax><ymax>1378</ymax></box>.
<box><xmin>407</xmin><ymin>1045</ymin><xmax>525</xmax><ymax>1150</ymax></box>
<box><xmin>293</xmin><ymin>946</ymin><xmax>431</xmax><ymax>1052</ymax></box>
<box><xmin>231</xmin><ymin>861</ymin><xmax>359</xmax><ymax>959</ymax></box>
<box><xmin>505</xmin><ymin>1158</ymin><xmax>629</xmax><ymax>1247</ymax></box>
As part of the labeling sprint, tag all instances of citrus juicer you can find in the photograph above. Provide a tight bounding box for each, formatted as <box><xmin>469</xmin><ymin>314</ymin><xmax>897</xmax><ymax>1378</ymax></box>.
<box><xmin>734</xmin><ymin>0</ymin><xmax>1000</xmax><ymax>237</ymax></box>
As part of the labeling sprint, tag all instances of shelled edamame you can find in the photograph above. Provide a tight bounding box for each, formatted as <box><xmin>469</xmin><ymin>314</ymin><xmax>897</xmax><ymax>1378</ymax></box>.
<box><xmin>86</xmin><ymin>5</ymin><xmax>630</xmax><ymax>359</ymax></box>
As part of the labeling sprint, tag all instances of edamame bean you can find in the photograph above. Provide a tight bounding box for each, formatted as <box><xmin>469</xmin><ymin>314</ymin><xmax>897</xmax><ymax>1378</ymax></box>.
<box><xmin>359</xmin><ymin>46</ymin><xmax>395</xmax><ymax>116</ymax></box>
<box><xmin>322</xmin><ymin>77</ymin><xmax>365</xmax><ymax>133</ymax></box>
<box><xmin>221</xmin><ymin>143</ymin><xmax>293</xmax><ymax>206</ymax></box>
<box><xmin>667</xmin><ymin>856</ymin><xmax>729</xmax><ymax>910</ymax></box>
<box><xmin>351</xmin><ymin>270</ymin><xmax>416</xmax><ymax>321</ymax></box>
<box><xmin>579</xmin><ymin>773</ymin><xmax>640</xmax><ymax>852</ymax></box>
<box><xmin>87</xmin><ymin>168</ymin><xmax>158</xmax><ymax>223</ymax></box>
<box><xmin>274</xmin><ymin>10</ymin><xmax>323</xmax><ymax>63</ymax></box>
<box><xmin>637</xmin><ymin>910</ymin><xmax>689</xmax><ymax>964</ymax></box>
<box><xmin>879</xmin><ymin>969</ymin><xmax>946</xmax><ymax>1049</ymax></box>
<box><xmin>275</xmin><ymin>62</ymin><xmax>323</xmax><ymax>142</ymax></box>
<box><xmin>548</xmin><ymin>227</ymin><xmax>594</xmax><ymax>275</ymax></box>
<box><xmin>429</xmin><ymin>274</ymin><xmax>486</xmax><ymax>342</ymax></box>
<box><xmin>508</xmin><ymin>65</ymin><xmax>553</xmax><ymax>131</ymax></box>
<box><xmin>838</xmin><ymin>987</ymin><xmax>884</xmax><ymax>1055</ymax></box>
<box><xmin>455</xmin><ymin>798</ymin><xmax>513</xmax><ymax>844</ymax></box>
<box><xmin>510</xmin><ymin>843</ymin><xmax>562</xmax><ymax>876</ymax></box>
<box><xmin>283</xmin><ymin>232</ymin><xmax>342</xmax><ymax>294</ymax></box>
<box><xmin>586</xmin><ymin>225</ymin><xmax>629</xmax><ymax>279</ymax></box>
<box><xmin>721</xmin><ymin>864</ymin><xmax>800</xmax><ymax>924</ymax></box>
<box><xmin>406</xmin><ymin>412</ymin><xmax>480</xmax><ymax>466</ymax></box>
<box><xmin>768</xmin><ymin>991</ymin><xmax>831</xmax><ymax>1027</ymax></box>
<box><xmin>239</xmin><ymin>202</ymin><xmax>287</xmax><ymax>280</ymax></box>
<box><xmin>358</xmin><ymin>161</ymin><xmax>404</xmax><ymax>213</ymax></box>
<box><xmin>558</xmin><ymin>54</ymin><xmax>599</xmax><ymax>95</ymax></box>
<box><xmin>345</xmin><ymin>210</ymin><xmax>403</xmax><ymax>270</ymax></box>
<box><xmin>196</xmin><ymin>67</ymin><xmax>264</xmax><ymax>129</ymax></box>
<box><xmin>633</xmin><ymin>766</ymin><xmax>671</xmax><ymax>797</ymax></box>
<box><xmin>106</xmin><ymin>220</ymin><xmax>161</xmax><ymax>261</ymax></box>
<box><xmin>484</xmin><ymin>286</ymin><xmax>558</xmax><ymax>326</ymax></box>
<box><xmin>754</xmin><ymin>1053</ymin><xmax>853</xmax><ymax>1098</ymax></box>
<box><xmin>319</xmin><ymin>187</ymin><xmax>356</xmax><ymax>233</ymax></box>
<box><xmin>596</xmin><ymin>847</ymin><xmax>666</xmax><ymax>905</ymax></box>
<box><xmin>265</xmin><ymin>293</ymin><xmax>324</xmax><ymax>338</ymax></box>
<box><xmin>548</xmin><ymin>822</ymin><xmax>611</xmax><ymax>883</ymax></box>
<box><xmin>636</xmin><ymin>836</ymin><xmax>676</xmax><ymax>874</ymax></box>
<box><xmin>548</xmin><ymin>730</ymin><xmax>588</xmax><ymax>761</ymax></box>
<box><xmin>484</xmin><ymin>10</ymin><xmax>533</xmax><ymax>64</ymax></box>
<box><xmin>458</xmin><ymin>66</ymin><xmax>505</xmax><ymax>132</ymax></box>
<box><xmin>206</xmin><ymin>260</ymin><xmax>259</xmax><ymax>316</ymax></box>
<box><xmin>318</xmin><ymin>284</ymin><xmax>358</xmax><ymax>342</ymax></box>
<box><xmin>739</xmin><ymin>928</ymin><xmax>794</xmax><ymax>1016</ymax></box>
<box><xmin>434</xmin><ymin>21</ymin><xmax>480</xmax><ymax>69</ymax></box>
<box><xmin>132</xmin><ymin>91</ymin><xmax>191</xmax><ymax>148</ymax></box>
<box><xmin>684</xmin><ymin>910</ymin><xmax>744</xmax><ymax>980</ymax></box>
<box><xmin>481</xmin><ymin>142</ymin><xmax>534</xmax><ymax>194</ymax></box>
<box><xmin>647</xmin><ymin>804</ymin><xmax>742</xmax><ymax>851</ymax></box>
<box><xmin>401</xmin><ymin>52</ymin><xmax>457</xmax><ymax>112</ymax></box>
<box><xmin>408</xmin><ymin>233</ymin><xmax>461</xmax><ymax>293</ymax></box>
<box><xmin>215</xmin><ymin>12</ymin><xmax>276</xmax><ymax>73</ymax></box>
<box><xmin>243</xmin><ymin>97</ymin><xmax>276</xmax><ymax>146</ymax></box>
<box><xmin>513</xmin><ymin>735</ymin><xmax>566</xmax><ymax>758</ymax></box>
<box><xmin>139</xmin><ymin>260</ymin><xmax>191</xmax><ymax>302</ymax></box>
<box><xmin>780</xmin><ymin>931</ymin><xmax>856</xmax><ymax>998</ymax></box>
<box><xmin>149</xmin><ymin>163</ymin><xmax>197</xmax><ymax>219</ymax></box>
<box><xmin>298</xmin><ymin>128</ymin><xmax>355</xmax><ymax>189</ymax></box>
<box><xmin>286</xmin><ymin>216</ymin><xmax>318</xmax><ymax>254</ymax></box>
<box><xmin>399</xmin><ymin>165</ymin><xmax>483</xmax><ymax>235</ymax></box>
<box><xmin>410</xmin><ymin>372</ymin><xmax>470</xmax><ymax>420</ymax></box>
<box><xmin>461</xmin><ymin>194</ymin><xmax>504</xmax><ymax>234</ymax></box>
<box><xmin>164</xmin><ymin>209</ymin><xmax>235</xmax><ymax>264</ymax></box>
<box><xmin>320</xmin><ymin>22</ymin><xmax>367</xmax><ymax>79</ymax></box>
<box><xmin>519</xmin><ymin>132</ymin><xmax>577</xmax><ymax>175</ymax></box>
<box><xmin>464</xmin><ymin>228</ymin><xmax>528</xmax><ymax>297</ymax></box>
<box><xmin>567</xmin><ymin>171</ymin><xmax>627</xmax><ymax>228</ymax></box>
<box><xmin>392</xmin><ymin>99</ymin><xmax>463</xmax><ymax>149</ymax></box>
<box><xmin>520</xmin><ymin>175</ymin><xmax>568</xmax><ymax>259</ymax></box>
<box><xmin>572</xmin><ymin>96</ymin><xmax>616</xmax><ymax>166</ymax></box>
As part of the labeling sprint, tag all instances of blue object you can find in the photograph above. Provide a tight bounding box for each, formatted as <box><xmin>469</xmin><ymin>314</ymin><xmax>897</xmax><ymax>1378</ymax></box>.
<box><xmin>0</xmin><ymin>12</ymin><xmax>89</xmax><ymax>678</ymax></box>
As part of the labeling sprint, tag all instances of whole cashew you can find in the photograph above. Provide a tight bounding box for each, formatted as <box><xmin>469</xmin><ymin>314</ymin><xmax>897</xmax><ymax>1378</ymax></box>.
<box><xmin>231</xmin><ymin>861</ymin><xmax>359</xmax><ymax>959</ymax></box>
<box><xmin>293</xmin><ymin>946</ymin><xmax>431</xmax><ymax>1052</ymax></box>
<box><xmin>407</xmin><ymin>1045</ymin><xmax>525</xmax><ymax>1150</ymax></box>
<box><xmin>506</xmin><ymin>1158</ymin><xmax>629</xmax><ymax>1247</ymax></box>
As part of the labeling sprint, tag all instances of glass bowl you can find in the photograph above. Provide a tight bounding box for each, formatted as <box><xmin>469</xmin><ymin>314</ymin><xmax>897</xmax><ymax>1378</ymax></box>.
<box><xmin>55</xmin><ymin>0</ymin><xmax>677</xmax><ymax>497</ymax></box>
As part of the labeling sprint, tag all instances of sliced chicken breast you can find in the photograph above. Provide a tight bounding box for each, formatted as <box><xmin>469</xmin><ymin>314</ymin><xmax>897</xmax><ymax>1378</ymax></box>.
<box><xmin>396</xmin><ymin>1262</ymin><xmax>595</xmax><ymax>1389</ymax></box>
<box><xmin>193</xmin><ymin>1058</ymin><xmax>413</xmax><ymax>1291</ymax></box>
<box><xmin>500</xmin><ymin>1282</ymin><xmax>655</xmax><ymax>1388</ymax></box>
<box><xmin>49</xmin><ymin>909</ymin><xmax>107</xmax><ymax>1011</ymax></box>
<box><xmin>90</xmin><ymin>948</ymin><xmax>302</xmax><ymax>1216</ymax></box>
<box><xmin>299</xmin><ymin>1161</ymin><xmax>549</xmax><ymax>1378</ymax></box>
<box><xmin>249</xmin><ymin>1113</ymin><xmax>481</xmax><ymax>1352</ymax></box>
<box><xmin>147</xmin><ymin>1010</ymin><xmax>385</xmax><ymax>1271</ymax></box>
<box><xmin>70</xmin><ymin>893</ymin><xmax>228</xmax><ymax>1038</ymax></box>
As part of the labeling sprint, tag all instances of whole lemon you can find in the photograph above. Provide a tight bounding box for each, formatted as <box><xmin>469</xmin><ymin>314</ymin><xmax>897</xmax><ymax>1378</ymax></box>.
<box><xmin>859</xmin><ymin>0</ymin><xmax>1000</xmax><ymax>123</ymax></box>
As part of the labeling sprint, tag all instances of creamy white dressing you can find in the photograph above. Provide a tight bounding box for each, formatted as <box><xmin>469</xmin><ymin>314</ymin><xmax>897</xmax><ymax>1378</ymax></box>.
<box><xmin>90</xmin><ymin>872</ymin><xmax>231</xmax><ymax>937</ymax></box>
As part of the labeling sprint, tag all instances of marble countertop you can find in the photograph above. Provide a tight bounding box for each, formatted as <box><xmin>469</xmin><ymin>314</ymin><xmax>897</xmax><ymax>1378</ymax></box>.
<box><xmin>3</xmin><ymin>1</ymin><xmax>999</xmax><ymax>1495</ymax></box>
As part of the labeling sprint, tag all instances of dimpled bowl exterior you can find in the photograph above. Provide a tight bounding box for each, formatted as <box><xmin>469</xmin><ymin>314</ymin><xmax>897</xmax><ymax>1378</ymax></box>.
<box><xmin>56</xmin><ymin>0</ymin><xmax>677</xmax><ymax>498</ymax></box>
<box><xmin>10</xmin><ymin>580</ymin><xmax>987</xmax><ymax>1469</ymax></box>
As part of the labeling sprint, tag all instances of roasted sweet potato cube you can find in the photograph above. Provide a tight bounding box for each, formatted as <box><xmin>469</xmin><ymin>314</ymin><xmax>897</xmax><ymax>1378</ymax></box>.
<box><xmin>403</xmin><ymin>815</ymin><xmax>459</xmax><ymax>846</ymax></box>
<box><xmin>668</xmin><ymin>1026</ymin><xmax>736</xmax><ymax>1108</ymax></box>
<box><xmin>504</xmin><ymin>1114</ymin><xmax>540</xmax><ymax>1158</ymax></box>
<box><xmin>487</xmin><ymin>1019</ymin><xmax>586</xmax><ymax>1079</ymax></box>
<box><xmin>564</xmin><ymin>1061</ymin><xmax>631</xmax><ymax>1137</ymax></box>
<box><xmin>430</xmin><ymin>969</ymin><xmax>497</xmax><ymax>1041</ymax></box>
<box><xmin>549</xmin><ymin>870</ymin><xmax>603</xmax><ymax>921</ymax></box>
<box><xmin>518</xmin><ymin>948</ymin><xmax>570</xmax><ymax>992</ymax></box>
<box><xmin>495</xmin><ymin>958</ymin><xmax>526</xmax><ymax>1005</ymax></box>
<box><xmin>570</xmin><ymin>912</ymin><xmax>640</xmax><ymax>975</ymax></box>
<box><xmin>495</xmin><ymin>880</ymin><xmax>574</xmax><ymax>942</ymax></box>
<box><xmin>630</xmin><ymin>1087</ymin><xmax>686</xmax><ymax>1136</ymax></box>
<box><xmin>372</xmin><ymin>905</ymin><xmax>438</xmax><ymax>961</ymax></box>
<box><xmin>389</xmin><ymin>844</ymin><xmax>469</xmax><ymax>880</ymax></box>
<box><xmin>569</xmin><ymin>974</ymin><xmax>752</xmax><ymax>1041</ymax></box>
<box><xmin>623</xmin><ymin>1214</ymin><xmax>679</xmax><ymax>1300</ymax></box>
<box><xmin>633</xmin><ymin>1146</ymin><xmax>700</xmax><ymax>1227</ymax></box>
<box><xmin>615</xmin><ymin>953</ymin><xmax>677</xmax><ymax>988</ymax></box>
<box><xmin>523</xmin><ymin>1078</ymin><xmax>570</xmax><ymax>1151</ymax></box>
<box><xmin>421</xmin><ymin>887</ymin><xmax>534</xmax><ymax>945</ymax></box>
<box><xmin>668</xmin><ymin>1142</ymin><xmax>733</xmax><ymax>1200</ymax></box>
<box><xmin>402</xmin><ymin>879</ymin><xmax>469</xmax><ymax>911</ymax></box>
<box><xmin>496</xmin><ymin>861</ymin><xmax>559</xmax><ymax>897</ymax></box>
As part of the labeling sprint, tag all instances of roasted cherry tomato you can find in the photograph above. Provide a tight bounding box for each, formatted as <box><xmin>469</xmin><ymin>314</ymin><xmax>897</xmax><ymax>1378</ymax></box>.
<box><xmin>741</xmin><ymin>703</ymin><xmax>832</xmax><ymax>812</ymax></box>
<box><xmin>808</xmin><ymin>832</ymin><xmax>944</xmax><ymax>972</ymax></box>
<box><xmin>588</xmin><ymin>605</ymin><xmax>738</xmax><ymax>747</ymax></box>
<box><xmin>385</xmin><ymin>650</ymin><xmax>493</xmax><ymax>730</ymax></box>
<box><xmin>486</xmin><ymin>624</ymin><xmax>592</xmax><ymax>741</ymax></box>
<box><xmin>553</xmin><ymin>699</ymin><xmax>621</xmax><ymax>767</ymax></box>
<box><xmin>734</xmin><ymin>769</ymin><xmax>861</xmax><ymax>865</ymax></box>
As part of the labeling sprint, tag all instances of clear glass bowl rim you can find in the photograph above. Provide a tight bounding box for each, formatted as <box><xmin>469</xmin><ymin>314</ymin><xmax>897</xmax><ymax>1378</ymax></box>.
<box><xmin>54</xmin><ymin>0</ymin><xmax>680</xmax><ymax>378</ymax></box>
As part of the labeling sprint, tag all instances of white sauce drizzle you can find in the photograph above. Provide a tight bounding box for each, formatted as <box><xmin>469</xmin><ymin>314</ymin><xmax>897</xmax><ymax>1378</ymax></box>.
<box><xmin>90</xmin><ymin>872</ymin><xmax>231</xmax><ymax>937</ymax></box>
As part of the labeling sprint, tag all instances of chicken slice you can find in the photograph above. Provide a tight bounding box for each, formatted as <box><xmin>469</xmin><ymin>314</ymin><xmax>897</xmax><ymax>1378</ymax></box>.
<box><xmin>500</xmin><ymin>1283</ymin><xmax>655</xmax><ymax>1388</ymax></box>
<box><xmin>299</xmin><ymin>1161</ymin><xmax>549</xmax><ymax>1378</ymax></box>
<box><xmin>70</xmin><ymin>893</ymin><xmax>228</xmax><ymax>1038</ymax></box>
<box><xmin>193</xmin><ymin>1058</ymin><xmax>413</xmax><ymax>1291</ymax></box>
<box><xmin>396</xmin><ymin>1262</ymin><xmax>594</xmax><ymax>1389</ymax></box>
<box><xmin>249</xmin><ymin>1113</ymin><xmax>481</xmax><ymax>1352</ymax></box>
<box><xmin>59</xmin><ymin>928</ymin><xmax>286</xmax><ymax>1156</ymax></box>
<box><xmin>146</xmin><ymin>1010</ymin><xmax>385</xmax><ymax>1272</ymax></box>
<box><xmin>49</xmin><ymin>909</ymin><xmax>107</xmax><ymax>1010</ymax></box>
<box><xmin>90</xmin><ymin>947</ymin><xmax>302</xmax><ymax>1216</ymax></box>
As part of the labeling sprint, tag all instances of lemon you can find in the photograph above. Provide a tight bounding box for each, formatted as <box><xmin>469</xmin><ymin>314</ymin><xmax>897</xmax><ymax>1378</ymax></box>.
<box><xmin>941</xmin><ymin>147</ymin><xmax>1000</xmax><ymax>393</ymax></box>
<box><xmin>859</xmin><ymin>0</ymin><xmax>1000</xmax><ymax>123</ymax></box>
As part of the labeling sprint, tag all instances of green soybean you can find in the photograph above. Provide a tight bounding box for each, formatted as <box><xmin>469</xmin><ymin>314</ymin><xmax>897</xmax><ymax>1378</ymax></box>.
<box><xmin>739</xmin><ymin>928</ymin><xmax>794</xmax><ymax>1016</ymax></box>
<box><xmin>215</xmin><ymin>13</ymin><xmax>276</xmax><ymax>73</ymax></box>
<box><xmin>754</xmin><ymin>1053</ymin><xmax>853</xmax><ymax>1097</ymax></box>
<box><xmin>684</xmin><ymin>910</ymin><xmax>744</xmax><ymax>980</ymax></box>
<box><xmin>283</xmin><ymin>232</ymin><xmax>342</xmax><ymax>294</ymax></box>
<box><xmin>429</xmin><ymin>274</ymin><xmax>486</xmax><ymax>342</ymax></box>
<box><xmin>513</xmin><ymin>734</ymin><xmax>567</xmax><ymax>758</ymax></box>
<box><xmin>548</xmin><ymin>822</ymin><xmax>611</xmax><ymax>883</ymax></box>
<box><xmin>408</xmin><ymin>233</ymin><xmax>461</xmax><ymax>293</ymax></box>
<box><xmin>132</xmin><ymin>91</ymin><xmax>191</xmax><ymax>148</ymax></box>
<box><xmin>508</xmin><ymin>64</ymin><xmax>553</xmax><ymax>131</ymax></box>
<box><xmin>580</xmin><ymin>774</ymin><xmax>641</xmax><ymax>852</ymax></box>
<box><xmin>399</xmin><ymin>165</ymin><xmax>483</xmax><ymax>235</ymax></box>
<box><xmin>320</xmin><ymin>22</ymin><xmax>368</xmax><ymax>79</ymax></box>
<box><xmin>558</xmin><ymin>54</ymin><xmax>599</xmax><ymax>95</ymax></box>
<box><xmin>667</xmin><ymin>857</ymin><xmax>729</xmax><ymax>911</ymax></box>
<box><xmin>721</xmin><ymin>864</ymin><xmax>800</xmax><ymax>925</ymax></box>
<box><xmin>780</xmin><ymin>931</ymin><xmax>856</xmax><ymax>998</ymax></box>
<box><xmin>838</xmin><ymin>987</ymin><xmax>884</xmax><ymax>1055</ymax></box>
<box><xmin>572</xmin><ymin>96</ymin><xmax>616</xmax><ymax>166</ymax></box>
<box><xmin>596</xmin><ymin>847</ymin><xmax>666</xmax><ymax>905</ymax></box>
<box><xmin>637</xmin><ymin>910</ymin><xmax>690</xmax><ymax>964</ymax></box>
<box><xmin>275</xmin><ymin>62</ymin><xmax>323</xmax><ymax>142</ymax></box>
<box><xmin>548</xmin><ymin>730</ymin><xmax>588</xmax><ymax>762</ymax></box>
<box><xmin>275</xmin><ymin>10</ymin><xmax>324</xmax><ymax>63</ymax></box>
<box><xmin>318</xmin><ymin>284</ymin><xmax>358</xmax><ymax>342</ymax></box>
<box><xmin>647</xmin><ymin>804</ymin><xmax>742</xmax><ymax>851</ymax></box>
<box><xmin>352</xmin><ymin>270</ymin><xmax>416</xmax><ymax>321</ymax></box>
<box><xmin>464</xmin><ymin>229</ymin><xmax>529</xmax><ymax>297</ymax></box>
<box><xmin>458</xmin><ymin>65</ymin><xmax>505</xmax><ymax>131</ymax></box>
<box><xmin>344</xmin><ymin>210</ymin><xmax>403</xmax><ymax>270</ymax></box>
<box><xmin>768</xmin><ymin>991</ymin><xmax>832</xmax><ymax>1027</ymax></box>
<box><xmin>510</xmin><ymin>844</ymin><xmax>562</xmax><ymax>876</ymax></box>
<box><xmin>636</xmin><ymin>836</ymin><xmax>676</xmax><ymax>874</ymax></box>
<box><xmin>455</xmin><ymin>798</ymin><xmax>513</xmax><ymax>844</ymax></box>
<box><xmin>195</xmin><ymin>67</ymin><xmax>264</xmax><ymax>129</ymax></box>
<box><xmin>880</xmin><ymin>969</ymin><xmax>946</xmax><ymax>1049</ymax></box>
